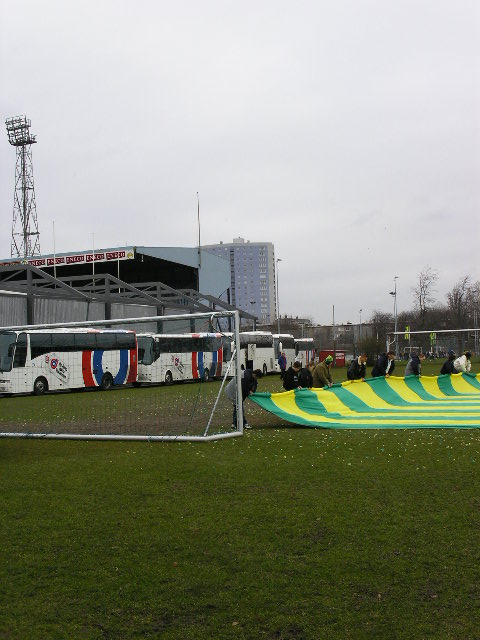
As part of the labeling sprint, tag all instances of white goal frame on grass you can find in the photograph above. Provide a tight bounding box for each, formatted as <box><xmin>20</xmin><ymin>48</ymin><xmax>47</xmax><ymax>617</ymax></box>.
<box><xmin>387</xmin><ymin>327</ymin><xmax>479</xmax><ymax>355</ymax></box>
<box><xmin>0</xmin><ymin>310</ymin><xmax>244</xmax><ymax>442</ymax></box>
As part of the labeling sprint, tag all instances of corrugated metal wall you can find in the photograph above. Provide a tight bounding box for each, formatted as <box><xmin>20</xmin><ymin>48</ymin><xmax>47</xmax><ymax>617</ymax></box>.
<box><xmin>33</xmin><ymin>298</ymin><xmax>96</xmax><ymax>324</ymax></box>
<box><xmin>0</xmin><ymin>295</ymin><xmax>213</xmax><ymax>333</ymax></box>
<box><xmin>0</xmin><ymin>295</ymin><xmax>155</xmax><ymax>329</ymax></box>
<box><xmin>0</xmin><ymin>294</ymin><xmax>27</xmax><ymax>326</ymax></box>
<box><xmin>111</xmin><ymin>303</ymin><xmax>158</xmax><ymax>332</ymax></box>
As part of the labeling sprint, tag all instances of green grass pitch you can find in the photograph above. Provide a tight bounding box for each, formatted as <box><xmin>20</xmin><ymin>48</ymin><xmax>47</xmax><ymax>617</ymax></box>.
<box><xmin>1</xmin><ymin>359</ymin><xmax>480</xmax><ymax>638</ymax></box>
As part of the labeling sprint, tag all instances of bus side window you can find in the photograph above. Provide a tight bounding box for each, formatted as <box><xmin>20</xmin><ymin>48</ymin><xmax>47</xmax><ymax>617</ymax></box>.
<box><xmin>116</xmin><ymin>333</ymin><xmax>136</xmax><ymax>350</ymax></box>
<box><xmin>13</xmin><ymin>333</ymin><xmax>27</xmax><ymax>368</ymax></box>
<box><xmin>54</xmin><ymin>334</ymin><xmax>75</xmax><ymax>351</ymax></box>
<box><xmin>74</xmin><ymin>334</ymin><xmax>97</xmax><ymax>350</ymax></box>
<box><xmin>30</xmin><ymin>333</ymin><xmax>53</xmax><ymax>359</ymax></box>
<box><xmin>98</xmin><ymin>333</ymin><xmax>118</xmax><ymax>350</ymax></box>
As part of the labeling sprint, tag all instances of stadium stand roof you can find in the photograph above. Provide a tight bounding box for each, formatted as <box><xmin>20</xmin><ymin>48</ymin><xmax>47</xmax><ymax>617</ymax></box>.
<box><xmin>0</xmin><ymin>246</ymin><xmax>255</xmax><ymax>326</ymax></box>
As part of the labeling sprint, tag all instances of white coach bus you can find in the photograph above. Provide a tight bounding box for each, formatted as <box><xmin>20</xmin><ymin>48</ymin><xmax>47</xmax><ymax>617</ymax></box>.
<box><xmin>294</xmin><ymin>338</ymin><xmax>315</xmax><ymax>366</ymax></box>
<box><xmin>136</xmin><ymin>332</ymin><xmax>225</xmax><ymax>385</ymax></box>
<box><xmin>273</xmin><ymin>334</ymin><xmax>296</xmax><ymax>371</ymax></box>
<box><xmin>0</xmin><ymin>328</ymin><xmax>138</xmax><ymax>396</ymax></box>
<box><xmin>238</xmin><ymin>331</ymin><xmax>276</xmax><ymax>375</ymax></box>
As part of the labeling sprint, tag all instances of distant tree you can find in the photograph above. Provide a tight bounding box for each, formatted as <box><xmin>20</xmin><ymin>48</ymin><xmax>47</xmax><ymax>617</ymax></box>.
<box><xmin>447</xmin><ymin>276</ymin><xmax>480</xmax><ymax>328</ymax></box>
<box><xmin>396</xmin><ymin>310</ymin><xmax>412</xmax><ymax>326</ymax></box>
<box><xmin>447</xmin><ymin>276</ymin><xmax>471</xmax><ymax>328</ymax></box>
<box><xmin>369</xmin><ymin>310</ymin><xmax>394</xmax><ymax>347</ymax></box>
<box><xmin>412</xmin><ymin>266</ymin><xmax>439</xmax><ymax>327</ymax></box>
<box><xmin>358</xmin><ymin>335</ymin><xmax>383</xmax><ymax>365</ymax></box>
<box><xmin>468</xmin><ymin>281</ymin><xmax>480</xmax><ymax>325</ymax></box>
<box><xmin>424</xmin><ymin>304</ymin><xmax>450</xmax><ymax>329</ymax></box>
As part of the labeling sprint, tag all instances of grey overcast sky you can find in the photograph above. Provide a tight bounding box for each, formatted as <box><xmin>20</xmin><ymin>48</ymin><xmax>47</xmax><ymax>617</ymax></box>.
<box><xmin>1</xmin><ymin>0</ymin><xmax>479</xmax><ymax>325</ymax></box>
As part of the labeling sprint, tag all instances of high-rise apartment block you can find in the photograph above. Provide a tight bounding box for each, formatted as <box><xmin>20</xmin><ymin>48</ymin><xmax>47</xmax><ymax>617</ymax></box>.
<box><xmin>202</xmin><ymin>237</ymin><xmax>276</xmax><ymax>323</ymax></box>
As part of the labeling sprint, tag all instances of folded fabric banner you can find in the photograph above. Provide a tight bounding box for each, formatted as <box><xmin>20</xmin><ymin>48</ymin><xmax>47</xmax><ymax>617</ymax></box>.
<box><xmin>250</xmin><ymin>373</ymin><xmax>480</xmax><ymax>429</ymax></box>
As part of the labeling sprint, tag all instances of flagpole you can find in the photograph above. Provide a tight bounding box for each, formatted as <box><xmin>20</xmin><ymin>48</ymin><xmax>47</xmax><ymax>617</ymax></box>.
<box><xmin>53</xmin><ymin>221</ymin><xmax>57</xmax><ymax>281</ymax></box>
<box><xmin>197</xmin><ymin>192</ymin><xmax>201</xmax><ymax>268</ymax></box>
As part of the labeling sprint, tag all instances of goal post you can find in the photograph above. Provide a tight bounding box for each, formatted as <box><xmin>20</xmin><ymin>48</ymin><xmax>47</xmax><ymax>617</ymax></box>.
<box><xmin>0</xmin><ymin>310</ymin><xmax>244</xmax><ymax>442</ymax></box>
<box><xmin>387</xmin><ymin>327</ymin><xmax>479</xmax><ymax>359</ymax></box>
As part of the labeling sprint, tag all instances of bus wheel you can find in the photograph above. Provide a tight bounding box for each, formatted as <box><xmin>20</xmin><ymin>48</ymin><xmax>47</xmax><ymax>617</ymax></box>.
<box><xmin>33</xmin><ymin>377</ymin><xmax>48</xmax><ymax>396</ymax></box>
<box><xmin>100</xmin><ymin>373</ymin><xmax>113</xmax><ymax>391</ymax></box>
<box><xmin>203</xmin><ymin>368</ymin><xmax>210</xmax><ymax>382</ymax></box>
<box><xmin>164</xmin><ymin>371</ymin><xmax>173</xmax><ymax>385</ymax></box>
<box><xmin>263</xmin><ymin>364</ymin><xmax>268</xmax><ymax>376</ymax></box>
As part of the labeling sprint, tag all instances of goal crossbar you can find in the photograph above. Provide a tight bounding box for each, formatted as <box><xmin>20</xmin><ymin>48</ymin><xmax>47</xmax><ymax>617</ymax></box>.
<box><xmin>387</xmin><ymin>327</ymin><xmax>479</xmax><ymax>353</ymax></box>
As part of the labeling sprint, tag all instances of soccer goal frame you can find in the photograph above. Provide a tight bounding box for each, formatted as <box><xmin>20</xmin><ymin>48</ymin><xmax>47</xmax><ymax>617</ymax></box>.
<box><xmin>0</xmin><ymin>310</ymin><xmax>244</xmax><ymax>442</ymax></box>
<box><xmin>387</xmin><ymin>327</ymin><xmax>479</xmax><ymax>357</ymax></box>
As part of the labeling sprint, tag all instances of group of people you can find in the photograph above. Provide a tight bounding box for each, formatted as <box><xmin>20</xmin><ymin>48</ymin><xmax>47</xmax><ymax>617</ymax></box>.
<box><xmin>279</xmin><ymin>353</ymin><xmax>335</xmax><ymax>390</ymax></box>
<box><xmin>279</xmin><ymin>350</ymin><xmax>394</xmax><ymax>390</ymax></box>
<box><xmin>280</xmin><ymin>348</ymin><xmax>474</xmax><ymax>391</ymax></box>
<box><xmin>439</xmin><ymin>350</ymin><xmax>472</xmax><ymax>375</ymax></box>
<box><xmin>402</xmin><ymin>350</ymin><xmax>472</xmax><ymax>377</ymax></box>
<box><xmin>278</xmin><ymin>351</ymin><xmax>337</xmax><ymax>390</ymax></box>
<box><xmin>226</xmin><ymin>349</ymin><xmax>474</xmax><ymax>429</ymax></box>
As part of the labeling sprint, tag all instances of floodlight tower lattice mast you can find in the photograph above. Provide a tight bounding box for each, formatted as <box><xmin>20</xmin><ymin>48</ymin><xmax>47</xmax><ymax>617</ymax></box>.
<box><xmin>5</xmin><ymin>115</ymin><xmax>41</xmax><ymax>257</ymax></box>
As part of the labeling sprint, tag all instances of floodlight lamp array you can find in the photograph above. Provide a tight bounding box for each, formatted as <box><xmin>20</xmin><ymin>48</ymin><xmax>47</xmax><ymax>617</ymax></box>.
<box><xmin>5</xmin><ymin>115</ymin><xmax>37</xmax><ymax>146</ymax></box>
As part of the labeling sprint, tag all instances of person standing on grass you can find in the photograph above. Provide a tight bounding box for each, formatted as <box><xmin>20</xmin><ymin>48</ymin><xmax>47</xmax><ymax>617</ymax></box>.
<box><xmin>312</xmin><ymin>355</ymin><xmax>334</xmax><ymax>388</ymax></box>
<box><xmin>283</xmin><ymin>361</ymin><xmax>313</xmax><ymax>390</ymax></box>
<box><xmin>347</xmin><ymin>353</ymin><xmax>368</xmax><ymax>381</ymax></box>
<box><xmin>283</xmin><ymin>361</ymin><xmax>301</xmax><ymax>391</ymax></box>
<box><xmin>371</xmin><ymin>351</ymin><xmax>396</xmax><ymax>378</ymax></box>
<box><xmin>299</xmin><ymin>362</ymin><xmax>313</xmax><ymax>388</ymax></box>
<box><xmin>453</xmin><ymin>351</ymin><xmax>472</xmax><ymax>373</ymax></box>
<box><xmin>404</xmin><ymin>351</ymin><xmax>425</xmax><ymax>376</ymax></box>
<box><xmin>225</xmin><ymin>368</ymin><xmax>263</xmax><ymax>429</ymax></box>
<box><xmin>440</xmin><ymin>350</ymin><xmax>456</xmax><ymax>375</ymax></box>
<box><xmin>278</xmin><ymin>352</ymin><xmax>287</xmax><ymax>380</ymax></box>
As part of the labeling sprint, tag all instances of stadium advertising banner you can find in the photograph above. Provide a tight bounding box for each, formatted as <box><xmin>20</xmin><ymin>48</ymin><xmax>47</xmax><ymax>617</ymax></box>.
<box><xmin>0</xmin><ymin>248</ymin><xmax>135</xmax><ymax>268</ymax></box>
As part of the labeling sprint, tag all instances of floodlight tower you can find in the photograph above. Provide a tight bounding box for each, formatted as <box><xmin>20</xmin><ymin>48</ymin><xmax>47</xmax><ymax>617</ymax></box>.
<box><xmin>6</xmin><ymin>115</ymin><xmax>41</xmax><ymax>257</ymax></box>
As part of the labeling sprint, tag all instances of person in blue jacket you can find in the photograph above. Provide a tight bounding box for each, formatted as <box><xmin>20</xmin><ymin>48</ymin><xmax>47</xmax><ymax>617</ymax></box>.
<box><xmin>278</xmin><ymin>352</ymin><xmax>287</xmax><ymax>380</ymax></box>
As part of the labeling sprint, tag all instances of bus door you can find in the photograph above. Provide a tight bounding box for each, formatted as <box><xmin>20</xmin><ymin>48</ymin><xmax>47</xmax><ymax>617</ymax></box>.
<box><xmin>13</xmin><ymin>333</ymin><xmax>28</xmax><ymax>392</ymax></box>
<box><xmin>247</xmin><ymin>343</ymin><xmax>255</xmax><ymax>370</ymax></box>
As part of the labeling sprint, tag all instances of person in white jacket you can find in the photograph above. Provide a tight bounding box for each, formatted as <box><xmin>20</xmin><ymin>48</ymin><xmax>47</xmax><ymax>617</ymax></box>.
<box><xmin>453</xmin><ymin>351</ymin><xmax>472</xmax><ymax>373</ymax></box>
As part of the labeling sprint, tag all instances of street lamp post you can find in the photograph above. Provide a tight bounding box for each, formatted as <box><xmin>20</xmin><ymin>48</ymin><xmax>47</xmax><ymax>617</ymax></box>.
<box><xmin>359</xmin><ymin>309</ymin><xmax>363</xmax><ymax>345</ymax></box>
<box><xmin>276</xmin><ymin>258</ymin><xmax>282</xmax><ymax>334</ymax></box>
<box><xmin>250</xmin><ymin>300</ymin><xmax>256</xmax><ymax>330</ymax></box>
<box><xmin>389</xmin><ymin>276</ymin><xmax>399</xmax><ymax>358</ymax></box>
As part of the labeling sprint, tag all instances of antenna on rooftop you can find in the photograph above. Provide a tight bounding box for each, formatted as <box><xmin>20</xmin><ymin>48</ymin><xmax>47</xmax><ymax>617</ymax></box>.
<box><xmin>5</xmin><ymin>115</ymin><xmax>41</xmax><ymax>257</ymax></box>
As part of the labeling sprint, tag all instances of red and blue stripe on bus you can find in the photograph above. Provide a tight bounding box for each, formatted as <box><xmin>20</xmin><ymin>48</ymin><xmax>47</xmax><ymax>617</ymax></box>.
<box><xmin>190</xmin><ymin>333</ymin><xmax>223</xmax><ymax>379</ymax></box>
<box><xmin>81</xmin><ymin>347</ymin><xmax>137</xmax><ymax>387</ymax></box>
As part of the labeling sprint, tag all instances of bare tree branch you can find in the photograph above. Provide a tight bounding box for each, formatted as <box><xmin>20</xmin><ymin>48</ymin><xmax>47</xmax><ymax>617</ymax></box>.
<box><xmin>412</xmin><ymin>266</ymin><xmax>439</xmax><ymax>327</ymax></box>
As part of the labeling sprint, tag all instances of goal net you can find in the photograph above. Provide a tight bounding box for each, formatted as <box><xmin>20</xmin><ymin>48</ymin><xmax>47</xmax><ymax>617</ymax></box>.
<box><xmin>388</xmin><ymin>327</ymin><xmax>479</xmax><ymax>360</ymax></box>
<box><xmin>0</xmin><ymin>311</ymin><xmax>243</xmax><ymax>441</ymax></box>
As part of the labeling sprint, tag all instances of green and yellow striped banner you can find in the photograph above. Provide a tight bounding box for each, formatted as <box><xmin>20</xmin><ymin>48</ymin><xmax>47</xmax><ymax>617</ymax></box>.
<box><xmin>250</xmin><ymin>373</ymin><xmax>480</xmax><ymax>429</ymax></box>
